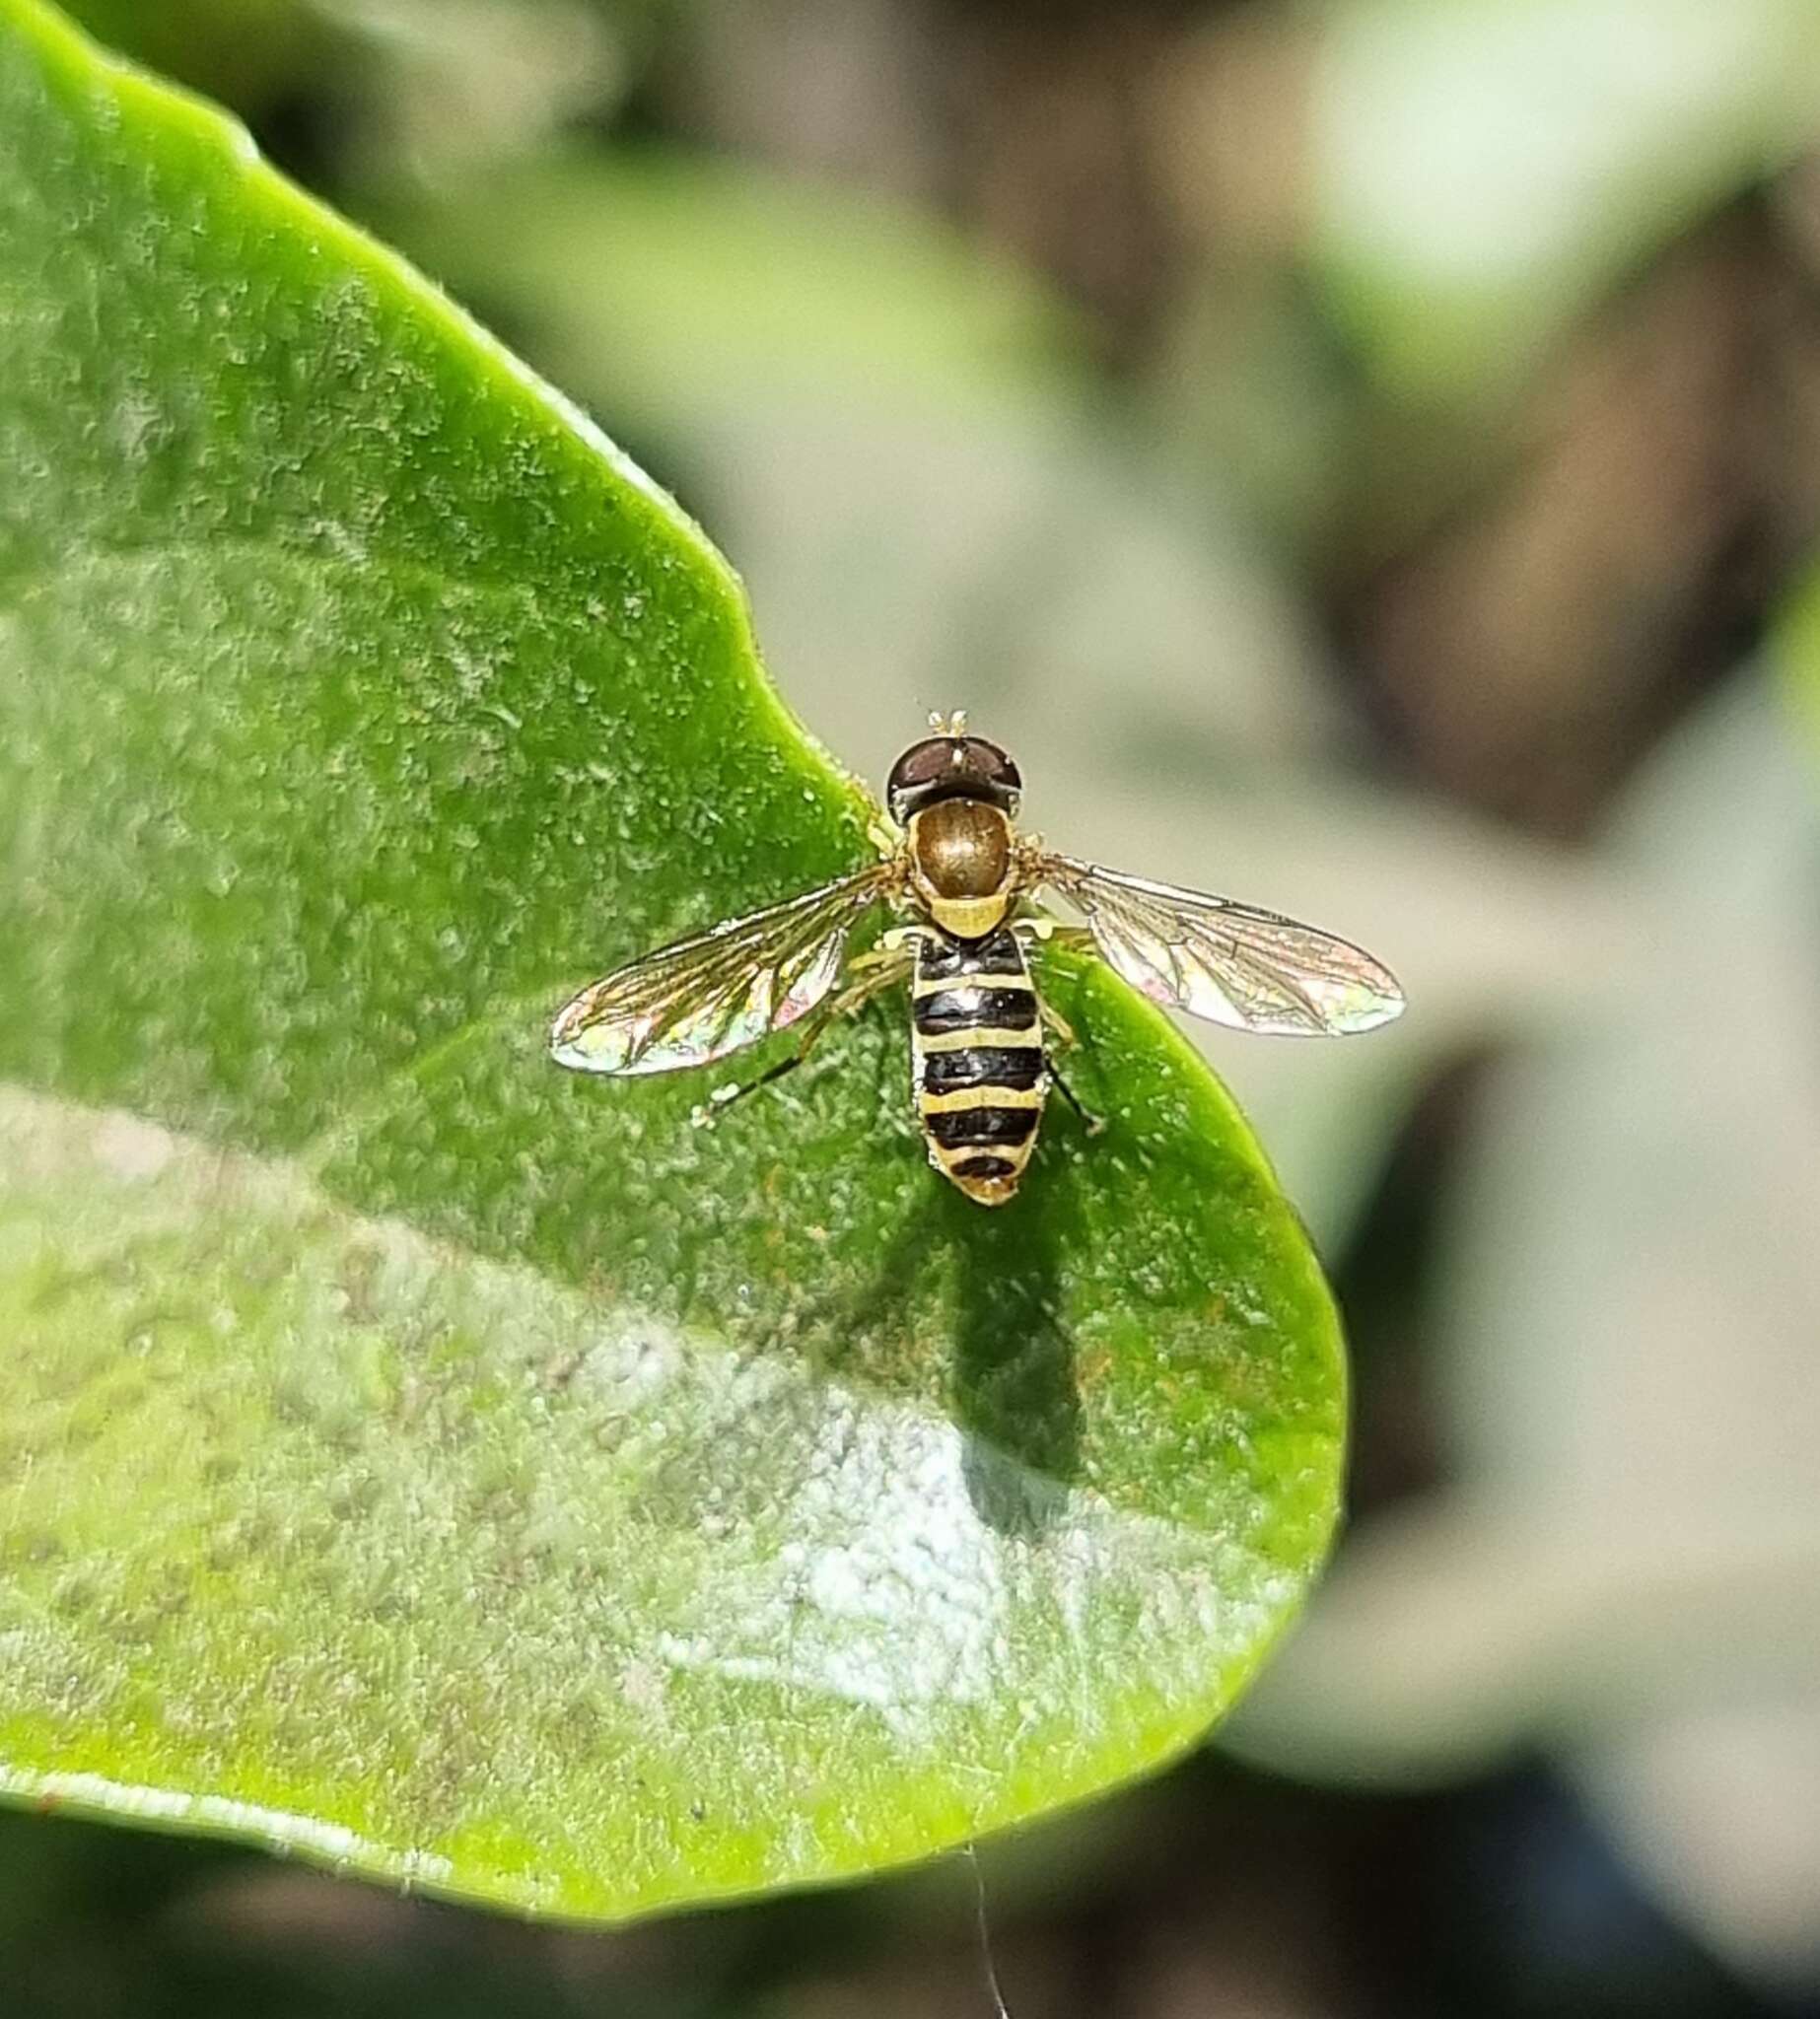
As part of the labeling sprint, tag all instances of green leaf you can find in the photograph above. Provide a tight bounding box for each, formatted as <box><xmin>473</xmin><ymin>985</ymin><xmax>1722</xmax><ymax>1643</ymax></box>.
<box><xmin>0</xmin><ymin>0</ymin><xmax>1346</xmax><ymax>1921</ymax></box>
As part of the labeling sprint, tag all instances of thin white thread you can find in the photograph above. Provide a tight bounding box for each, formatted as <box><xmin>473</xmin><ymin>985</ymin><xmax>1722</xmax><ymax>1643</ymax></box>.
<box><xmin>963</xmin><ymin>1842</ymin><xmax>1013</xmax><ymax>2019</ymax></box>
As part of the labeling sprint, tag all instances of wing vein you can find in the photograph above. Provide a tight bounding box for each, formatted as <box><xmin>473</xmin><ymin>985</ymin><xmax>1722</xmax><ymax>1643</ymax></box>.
<box><xmin>550</xmin><ymin>863</ymin><xmax>893</xmax><ymax>1076</ymax></box>
<box><xmin>1034</xmin><ymin>851</ymin><xmax>1403</xmax><ymax>1037</ymax></box>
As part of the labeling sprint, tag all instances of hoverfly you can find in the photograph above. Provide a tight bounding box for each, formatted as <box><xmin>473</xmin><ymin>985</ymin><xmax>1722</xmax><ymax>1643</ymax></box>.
<box><xmin>550</xmin><ymin>715</ymin><xmax>1404</xmax><ymax>1207</ymax></box>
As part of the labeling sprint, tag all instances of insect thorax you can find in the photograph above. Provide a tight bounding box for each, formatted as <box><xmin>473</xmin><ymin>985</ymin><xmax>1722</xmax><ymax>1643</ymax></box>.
<box><xmin>907</xmin><ymin>800</ymin><xmax>1015</xmax><ymax>940</ymax></box>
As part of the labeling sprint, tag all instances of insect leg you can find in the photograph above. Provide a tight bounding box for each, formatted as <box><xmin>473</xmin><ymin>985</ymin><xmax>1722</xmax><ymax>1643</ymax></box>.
<box><xmin>693</xmin><ymin>942</ymin><xmax>915</xmax><ymax>1126</ymax></box>
<box><xmin>1046</xmin><ymin>1057</ymin><xmax>1104</xmax><ymax>1137</ymax></box>
<box><xmin>1031</xmin><ymin>991</ymin><xmax>1105</xmax><ymax>1136</ymax></box>
<box><xmin>697</xmin><ymin>1048</ymin><xmax>810</xmax><ymax>1120</ymax></box>
<box><xmin>1037</xmin><ymin>996</ymin><xmax>1078</xmax><ymax>1050</ymax></box>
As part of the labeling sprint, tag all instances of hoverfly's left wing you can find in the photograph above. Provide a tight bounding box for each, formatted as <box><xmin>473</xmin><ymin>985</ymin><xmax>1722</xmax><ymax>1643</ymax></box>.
<box><xmin>1034</xmin><ymin>854</ymin><xmax>1404</xmax><ymax>1036</ymax></box>
<box><xmin>551</xmin><ymin>864</ymin><xmax>894</xmax><ymax>1076</ymax></box>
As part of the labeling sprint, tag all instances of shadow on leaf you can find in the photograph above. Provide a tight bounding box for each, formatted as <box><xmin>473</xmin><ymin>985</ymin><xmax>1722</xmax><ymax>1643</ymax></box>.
<box><xmin>797</xmin><ymin>1106</ymin><xmax>1091</xmax><ymax>1533</ymax></box>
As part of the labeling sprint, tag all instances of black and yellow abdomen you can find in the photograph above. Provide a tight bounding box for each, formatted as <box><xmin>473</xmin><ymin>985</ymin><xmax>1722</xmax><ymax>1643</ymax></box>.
<box><xmin>910</xmin><ymin>926</ymin><xmax>1046</xmax><ymax>1207</ymax></box>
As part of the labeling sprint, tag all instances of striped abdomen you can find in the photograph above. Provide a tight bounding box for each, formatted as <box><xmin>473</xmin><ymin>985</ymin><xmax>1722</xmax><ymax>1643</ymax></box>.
<box><xmin>911</xmin><ymin>926</ymin><xmax>1046</xmax><ymax>1207</ymax></box>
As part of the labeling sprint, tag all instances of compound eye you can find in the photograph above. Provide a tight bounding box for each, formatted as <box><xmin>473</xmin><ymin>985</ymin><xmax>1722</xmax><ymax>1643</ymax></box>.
<box><xmin>885</xmin><ymin>736</ymin><xmax>957</xmax><ymax>801</ymax></box>
<box><xmin>968</xmin><ymin>739</ymin><xmax>1021</xmax><ymax>795</ymax></box>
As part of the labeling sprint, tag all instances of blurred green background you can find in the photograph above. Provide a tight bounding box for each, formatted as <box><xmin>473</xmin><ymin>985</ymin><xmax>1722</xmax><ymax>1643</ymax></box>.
<box><xmin>9</xmin><ymin>0</ymin><xmax>1820</xmax><ymax>2012</ymax></box>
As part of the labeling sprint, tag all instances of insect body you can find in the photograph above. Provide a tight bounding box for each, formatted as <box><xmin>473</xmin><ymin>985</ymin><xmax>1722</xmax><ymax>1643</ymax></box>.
<box><xmin>911</xmin><ymin>924</ymin><xmax>1047</xmax><ymax>1206</ymax></box>
<box><xmin>551</xmin><ymin>714</ymin><xmax>1404</xmax><ymax>1207</ymax></box>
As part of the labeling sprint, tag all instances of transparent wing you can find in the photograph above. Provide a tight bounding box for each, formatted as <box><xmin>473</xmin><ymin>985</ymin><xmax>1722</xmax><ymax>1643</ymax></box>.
<box><xmin>551</xmin><ymin>865</ymin><xmax>893</xmax><ymax>1076</ymax></box>
<box><xmin>1036</xmin><ymin>853</ymin><xmax>1404</xmax><ymax>1036</ymax></box>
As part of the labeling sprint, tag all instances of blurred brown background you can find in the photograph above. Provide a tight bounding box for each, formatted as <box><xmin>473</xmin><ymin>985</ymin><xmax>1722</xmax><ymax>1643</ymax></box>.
<box><xmin>9</xmin><ymin>1</ymin><xmax>1820</xmax><ymax>2013</ymax></box>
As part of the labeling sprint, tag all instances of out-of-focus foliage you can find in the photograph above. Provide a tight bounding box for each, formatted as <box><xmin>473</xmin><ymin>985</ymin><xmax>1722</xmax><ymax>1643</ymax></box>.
<box><xmin>61</xmin><ymin>0</ymin><xmax>319</xmax><ymax>106</ymax></box>
<box><xmin>1314</xmin><ymin>0</ymin><xmax>1820</xmax><ymax>402</ymax></box>
<box><xmin>1229</xmin><ymin>619</ymin><xmax>1820</xmax><ymax>1984</ymax></box>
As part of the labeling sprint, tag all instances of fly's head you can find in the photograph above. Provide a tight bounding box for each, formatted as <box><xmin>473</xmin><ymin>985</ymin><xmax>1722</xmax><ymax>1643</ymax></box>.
<box><xmin>884</xmin><ymin>715</ymin><xmax>1022</xmax><ymax>824</ymax></box>
<box><xmin>887</xmin><ymin>716</ymin><xmax>1023</xmax><ymax>940</ymax></box>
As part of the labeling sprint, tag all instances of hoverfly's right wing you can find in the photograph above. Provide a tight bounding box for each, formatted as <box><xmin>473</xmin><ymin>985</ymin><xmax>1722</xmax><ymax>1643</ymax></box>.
<box><xmin>1034</xmin><ymin>854</ymin><xmax>1404</xmax><ymax>1036</ymax></box>
<box><xmin>551</xmin><ymin>865</ymin><xmax>895</xmax><ymax>1076</ymax></box>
